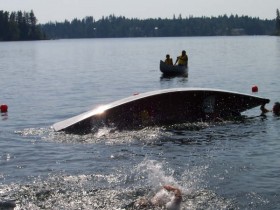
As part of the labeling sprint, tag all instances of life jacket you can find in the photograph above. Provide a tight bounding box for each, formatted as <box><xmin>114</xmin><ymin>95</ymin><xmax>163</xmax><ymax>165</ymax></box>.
<box><xmin>165</xmin><ymin>58</ymin><xmax>173</xmax><ymax>65</ymax></box>
<box><xmin>178</xmin><ymin>55</ymin><xmax>188</xmax><ymax>65</ymax></box>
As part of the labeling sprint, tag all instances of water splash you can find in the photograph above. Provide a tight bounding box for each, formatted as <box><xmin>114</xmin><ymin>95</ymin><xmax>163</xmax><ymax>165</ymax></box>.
<box><xmin>0</xmin><ymin>159</ymin><xmax>236</xmax><ymax>210</ymax></box>
<box><xmin>14</xmin><ymin>121</ymin><xmax>226</xmax><ymax>146</ymax></box>
<box><xmin>135</xmin><ymin>159</ymin><xmax>177</xmax><ymax>188</ymax></box>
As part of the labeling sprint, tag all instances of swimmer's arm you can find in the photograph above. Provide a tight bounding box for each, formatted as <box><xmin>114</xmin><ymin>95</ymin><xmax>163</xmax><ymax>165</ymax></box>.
<box><xmin>163</xmin><ymin>185</ymin><xmax>182</xmax><ymax>198</ymax></box>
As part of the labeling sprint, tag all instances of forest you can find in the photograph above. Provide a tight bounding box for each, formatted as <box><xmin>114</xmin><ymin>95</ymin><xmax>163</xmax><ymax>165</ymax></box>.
<box><xmin>1</xmin><ymin>9</ymin><xmax>280</xmax><ymax>41</ymax></box>
<box><xmin>0</xmin><ymin>10</ymin><xmax>46</xmax><ymax>41</ymax></box>
<box><xmin>41</xmin><ymin>14</ymin><xmax>279</xmax><ymax>39</ymax></box>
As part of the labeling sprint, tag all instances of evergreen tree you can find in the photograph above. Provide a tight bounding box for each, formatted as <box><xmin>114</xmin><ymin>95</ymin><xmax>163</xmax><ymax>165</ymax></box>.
<box><xmin>276</xmin><ymin>9</ymin><xmax>280</xmax><ymax>35</ymax></box>
<box><xmin>8</xmin><ymin>12</ymin><xmax>20</xmax><ymax>40</ymax></box>
<box><xmin>0</xmin><ymin>11</ymin><xmax>10</xmax><ymax>40</ymax></box>
<box><xmin>0</xmin><ymin>10</ymin><xmax>45</xmax><ymax>41</ymax></box>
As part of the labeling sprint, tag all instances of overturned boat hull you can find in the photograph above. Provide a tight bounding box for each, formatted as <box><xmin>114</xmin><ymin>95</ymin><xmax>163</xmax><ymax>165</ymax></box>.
<box><xmin>52</xmin><ymin>88</ymin><xmax>270</xmax><ymax>134</ymax></box>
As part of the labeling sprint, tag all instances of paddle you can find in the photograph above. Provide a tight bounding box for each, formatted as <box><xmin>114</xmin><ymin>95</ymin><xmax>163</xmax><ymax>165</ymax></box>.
<box><xmin>174</xmin><ymin>57</ymin><xmax>179</xmax><ymax>65</ymax></box>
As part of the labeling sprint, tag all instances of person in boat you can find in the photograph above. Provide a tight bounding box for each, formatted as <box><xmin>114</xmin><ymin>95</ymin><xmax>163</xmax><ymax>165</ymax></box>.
<box><xmin>164</xmin><ymin>54</ymin><xmax>174</xmax><ymax>65</ymax></box>
<box><xmin>175</xmin><ymin>50</ymin><xmax>188</xmax><ymax>66</ymax></box>
<box><xmin>134</xmin><ymin>184</ymin><xmax>182</xmax><ymax>210</ymax></box>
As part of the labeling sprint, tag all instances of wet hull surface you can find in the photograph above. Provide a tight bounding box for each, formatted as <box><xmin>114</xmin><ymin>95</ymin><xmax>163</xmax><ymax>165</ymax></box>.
<box><xmin>53</xmin><ymin>88</ymin><xmax>270</xmax><ymax>134</ymax></box>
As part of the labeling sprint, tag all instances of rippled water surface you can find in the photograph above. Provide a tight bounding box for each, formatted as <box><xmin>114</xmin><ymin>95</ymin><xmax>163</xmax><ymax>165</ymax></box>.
<box><xmin>1</xmin><ymin>36</ymin><xmax>280</xmax><ymax>209</ymax></box>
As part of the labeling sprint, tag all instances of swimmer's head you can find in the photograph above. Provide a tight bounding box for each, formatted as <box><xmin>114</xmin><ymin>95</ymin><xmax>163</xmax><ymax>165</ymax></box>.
<box><xmin>273</xmin><ymin>102</ymin><xmax>280</xmax><ymax>115</ymax></box>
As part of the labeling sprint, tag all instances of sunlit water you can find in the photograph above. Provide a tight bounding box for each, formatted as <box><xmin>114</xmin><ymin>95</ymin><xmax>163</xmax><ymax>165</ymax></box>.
<box><xmin>1</xmin><ymin>36</ymin><xmax>280</xmax><ymax>209</ymax></box>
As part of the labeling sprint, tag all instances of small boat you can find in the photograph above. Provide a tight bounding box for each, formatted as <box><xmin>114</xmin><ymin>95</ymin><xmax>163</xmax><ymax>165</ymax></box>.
<box><xmin>160</xmin><ymin>60</ymin><xmax>188</xmax><ymax>76</ymax></box>
<box><xmin>52</xmin><ymin>88</ymin><xmax>270</xmax><ymax>134</ymax></box>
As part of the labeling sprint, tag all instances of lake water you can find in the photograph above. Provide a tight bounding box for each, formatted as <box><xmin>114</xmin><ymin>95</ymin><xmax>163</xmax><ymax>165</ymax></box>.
<box><xmin>1</xmin><ymin>36</ymin><xmax>280</xmax><ymax>209</ymax></box>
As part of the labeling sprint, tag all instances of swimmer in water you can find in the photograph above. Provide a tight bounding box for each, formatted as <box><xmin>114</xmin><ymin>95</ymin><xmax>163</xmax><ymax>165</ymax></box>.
<box><xmin>260</xmin><ymin>102</ymin><xmax>280</xmax><ymax>116</ymax></box>
<box><xmin>260</xmin><ymin>103</ymin><xmax>270</xmax><ymax>116</ymax></box>
<box><xmin>134</xmin><ymin>185</ymin><xmax>182</xmax><ymax>210</ymax></box>
<box><xmin>273</xmin><ymin>102</ymin><xmax>280</xmax><ymax>116</ymax></box>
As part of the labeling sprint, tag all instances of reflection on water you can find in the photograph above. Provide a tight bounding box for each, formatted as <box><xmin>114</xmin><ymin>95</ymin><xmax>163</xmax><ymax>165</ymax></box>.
<box><xmin>160</xmin><ymin>74</ymin><xmax>189</xmax><ymax>89</ymax></box>
<box><xmin>160</xmin><ymin>73</ymin><xmax>189</xmax><ymax>80</ymax></box>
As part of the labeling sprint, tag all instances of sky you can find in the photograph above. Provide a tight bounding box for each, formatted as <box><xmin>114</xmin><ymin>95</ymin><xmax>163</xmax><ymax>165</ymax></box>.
<box><xmin>1</xmin><ymin>0</ymin><xmax>279</xmax><ymax>24</ymax></box>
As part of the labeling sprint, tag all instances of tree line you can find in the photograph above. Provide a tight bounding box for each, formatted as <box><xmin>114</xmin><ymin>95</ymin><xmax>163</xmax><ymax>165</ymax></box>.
<box><xmin>1</xmin><ymin>9</ymin><xmax>280</xmax><ymax>41</ymax></box>
<box><xmin>41</xmin><ymin>14</ymin><xmax>278</xmax><ymax>39</ymax></box>
<box><xmin>0</xmin><ymin>10</ymin><xmax>46</xmax><ymax>41</ymax></box>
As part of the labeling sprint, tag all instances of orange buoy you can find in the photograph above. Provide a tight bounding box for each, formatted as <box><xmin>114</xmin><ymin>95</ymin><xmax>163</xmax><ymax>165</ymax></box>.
<box><xmin>252</xmin><ymin>85</ymin><xmax>258</xmax><ymax>92</ymax></box>
<box><xmin>0</xmin><ymin>104</ymin><xmax>8</xmax><ymax>113</ymax></box>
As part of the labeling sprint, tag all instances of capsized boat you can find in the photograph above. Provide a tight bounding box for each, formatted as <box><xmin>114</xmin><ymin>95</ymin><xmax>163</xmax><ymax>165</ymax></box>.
<box><xmin>52</xmin><ymin>88</ymin><xmax>270</xmax><ymax>134</ymax></box>
<box><xmin>160</xmin><ymin>60</ymin><xmax>188</xmax><ymax>76</ymax></box>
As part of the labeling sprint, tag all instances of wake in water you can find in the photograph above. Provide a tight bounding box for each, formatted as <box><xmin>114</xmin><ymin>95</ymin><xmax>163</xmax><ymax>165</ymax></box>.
<box><xmin>17</xmin><ymin>121</ymin><xmax>215</xmax><ymax>145</ymax></box>
<box><xmin>15</xmin><ymin>115</ymin><xmax>253</xmax><ymax>148</ymax></box>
